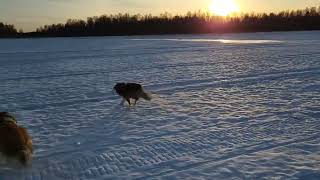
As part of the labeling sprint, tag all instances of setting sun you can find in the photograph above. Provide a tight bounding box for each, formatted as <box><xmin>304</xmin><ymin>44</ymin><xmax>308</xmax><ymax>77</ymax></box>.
<box><xmin>209</xmin><ymin>0</ymin><xmax>239</xmax><ymax>16</ymax></box>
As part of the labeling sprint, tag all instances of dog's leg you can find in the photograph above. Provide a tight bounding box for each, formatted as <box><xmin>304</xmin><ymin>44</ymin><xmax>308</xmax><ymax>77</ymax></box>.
<box><xmin>125</xmin><ymin>98</ymin><xmax>131</xmax><ymax>106</ymax></box>
<box><xmin>120</xmin><ymin>98</ymin><xmax>125</xmax><ymax>105</ymax></box>
<box><xmin>134</xmin><ymin>98</ymin><xmax>139</xmax><ymax>105</ymax></box>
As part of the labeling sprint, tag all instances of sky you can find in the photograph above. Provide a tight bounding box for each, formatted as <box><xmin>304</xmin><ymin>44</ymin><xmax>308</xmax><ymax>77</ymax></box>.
<box><xmin>0</xmin><ymin>0</ymin><xmax>319</xmax><ymax>32</ymax></box>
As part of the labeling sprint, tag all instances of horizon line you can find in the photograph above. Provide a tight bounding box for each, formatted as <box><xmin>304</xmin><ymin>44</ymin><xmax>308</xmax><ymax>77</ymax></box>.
<box><xmin>2</xmin><ymin>5</ymin><xmax>319</xmax><ymax>32</ymax></box>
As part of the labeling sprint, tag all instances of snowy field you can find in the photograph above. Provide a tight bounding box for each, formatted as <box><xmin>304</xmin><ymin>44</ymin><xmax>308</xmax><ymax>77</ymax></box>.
<box><xmin>0</xmin><ymin>31</ymin><xmax>319</xmax><ymax>179</ymax></box>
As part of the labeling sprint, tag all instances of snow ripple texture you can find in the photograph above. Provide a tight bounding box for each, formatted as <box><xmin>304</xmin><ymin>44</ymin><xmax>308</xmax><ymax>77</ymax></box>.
<box><xmin>0</xmin><ymin>31</ymin><xmax>319</xmax><ymax>179</ymax></box>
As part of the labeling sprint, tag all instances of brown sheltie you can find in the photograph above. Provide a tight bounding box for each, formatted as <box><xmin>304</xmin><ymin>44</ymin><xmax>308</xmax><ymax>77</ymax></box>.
<box><xmin>0</xmin><ymin>112</ymin><xmax>33</xmax><ymax>166</ymax></box>
<box><xmin>114</xmin><ymin>83</ymin><xmax>152</xmax><ymax>105</ymax></box>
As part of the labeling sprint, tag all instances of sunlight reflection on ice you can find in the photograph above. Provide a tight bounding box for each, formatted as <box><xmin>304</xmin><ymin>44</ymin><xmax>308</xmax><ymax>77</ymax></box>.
<box><xmin>131</xmin><ymin>38</ymin><xmax>283</xmax><ymax>44</ymax></box>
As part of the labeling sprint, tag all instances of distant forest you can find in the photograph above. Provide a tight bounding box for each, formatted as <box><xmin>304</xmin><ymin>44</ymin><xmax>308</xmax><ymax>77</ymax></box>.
<box><xmin>1</xmin><ymin>6</ymin><xmax>320</xmax><ymax>38</ymax></box>
<box><xmin>0</xmin><ymin>22</ymin><xmax>18</xmax><ymax>37</ymax></box>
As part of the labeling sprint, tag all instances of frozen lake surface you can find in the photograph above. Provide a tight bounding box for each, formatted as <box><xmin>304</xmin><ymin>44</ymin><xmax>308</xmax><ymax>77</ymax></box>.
<box><xmin>0</xmin><ymin>31</ymin><xmax>319</xmax><ymax>179</ymax></box>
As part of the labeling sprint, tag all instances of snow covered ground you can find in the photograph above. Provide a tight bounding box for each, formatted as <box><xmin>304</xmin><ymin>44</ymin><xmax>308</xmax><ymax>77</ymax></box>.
<box><xmin>0</xmin><ymin>31</ymin><xmax>319</xmax><ymax>179</ymax></box>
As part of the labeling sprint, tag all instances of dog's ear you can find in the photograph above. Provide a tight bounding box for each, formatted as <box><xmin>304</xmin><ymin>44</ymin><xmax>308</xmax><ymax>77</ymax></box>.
<box><xmin>115</xmin><ymin>83</ymin><xmax>126</xmax><ymax>88</ymax></box>
<box><xmin>114</xmin><ymin>83</ymin><xmax>120</xmax><ymax>88</ymax></box>
<box><xmin>1</xmin><ymin>112</ymin><xmax>17</xmax><ymax>123</ymax></box>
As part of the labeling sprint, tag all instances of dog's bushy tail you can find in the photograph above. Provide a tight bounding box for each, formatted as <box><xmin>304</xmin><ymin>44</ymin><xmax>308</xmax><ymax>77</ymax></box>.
<box><xmin>141</xmin><ymin>90</ymin><xmax>152</xmax><ymax>101</ymax></box>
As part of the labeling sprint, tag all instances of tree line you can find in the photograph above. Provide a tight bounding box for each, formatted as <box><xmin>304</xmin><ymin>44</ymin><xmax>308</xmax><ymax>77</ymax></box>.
<box><xmin>1</xmin><ymin>6</ymin><xmax>320</xmax><ymax>38</ymax></box>
<box><xmin>0</xmin><ymin>22</ymin><xmax>18</xmax><ymax>37</ymax></box>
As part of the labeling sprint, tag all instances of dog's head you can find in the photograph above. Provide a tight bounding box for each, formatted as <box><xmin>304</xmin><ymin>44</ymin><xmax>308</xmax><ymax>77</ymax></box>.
<box><xmin>0</xmin><ymin>112</ymin><xmax>17</xmax><ymax>124</ymax></box>
<box><xmin>113</xmin><ymin>83</ymin><xmax>126</xmax><ymax>92</ymax></box>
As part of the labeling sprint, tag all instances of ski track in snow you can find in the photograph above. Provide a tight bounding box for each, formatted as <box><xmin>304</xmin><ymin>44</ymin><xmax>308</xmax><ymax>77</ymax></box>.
<box><xmin>0</xmin><ymin>31</ymin><xmax>319</xmax><ymax>179</ymax></box>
